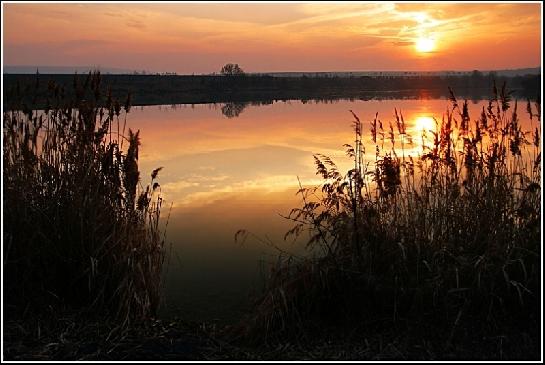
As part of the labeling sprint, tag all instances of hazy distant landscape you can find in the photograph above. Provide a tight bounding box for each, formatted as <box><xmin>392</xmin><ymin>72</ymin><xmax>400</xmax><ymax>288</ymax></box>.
<box><xmin>4</xmin><ymin>64</ymin><xmax>541</xmax><ymax>77</ymax></box>
<box><xmin>4</xmin><ymin>69</ymin><xmax>541</xmax><ymax>108</ymax></box>
<box><xmin>2</xmin><ymin>2</ymin><xmax>542</xmax><ymax>362</ymax></box>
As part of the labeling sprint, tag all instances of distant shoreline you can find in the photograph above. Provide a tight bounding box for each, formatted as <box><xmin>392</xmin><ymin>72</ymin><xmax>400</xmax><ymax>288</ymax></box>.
<box><xmin>3</xmin><ymin>66</ymin><xmax>540</xmax><ymax>77</ymax></box>
<box><xmin>3</xmin><ymin>73</ymin><xmax>540</xmax><ymax>109</ymax></box>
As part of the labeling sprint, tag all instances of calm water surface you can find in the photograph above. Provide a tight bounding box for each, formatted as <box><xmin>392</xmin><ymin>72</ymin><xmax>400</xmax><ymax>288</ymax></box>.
<box><xmin>125</xmin><ymin>98</ymin><xmax>533</xmax><ymax>322</ymax></box>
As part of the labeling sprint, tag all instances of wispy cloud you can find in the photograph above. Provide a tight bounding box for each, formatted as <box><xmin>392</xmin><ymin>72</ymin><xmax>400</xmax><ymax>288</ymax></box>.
<box><xmin>126</xmin><ymin>19</ymin><xmax>146</xmax><ymax>30</ymax></box>
<box><xmin>3</xmin><ymin>3</ymin><xmax>541</xmax><ymax>72</ymax></box>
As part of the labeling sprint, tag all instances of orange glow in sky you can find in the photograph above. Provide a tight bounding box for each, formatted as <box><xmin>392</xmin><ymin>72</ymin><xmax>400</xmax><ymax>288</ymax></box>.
<box><xmin>415</xmin><ymin>37</ymin><xmax>436</xmax><ymax>53</ymax></box>
<box><xmin>2</xmin><ymin>2</ymin><xmax>542</xmax><ymax>73</ymax></box>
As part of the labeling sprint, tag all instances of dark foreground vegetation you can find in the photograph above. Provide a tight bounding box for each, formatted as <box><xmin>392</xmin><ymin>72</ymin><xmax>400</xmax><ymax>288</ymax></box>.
<box><xmin>3</xmin><ymin>71</ymin><xmax>541</xmax><ymax>109</ymax></box>
<box><xmin>3</xmin><ymin>72</ymin><xmax>167</xmax><ymax>342</ymax></box>
<box><xmin>234</xmin><ymin>84</ymin><xmax>541</xmax><ymax>360</ymax></box>
<box><xmin>3</xmin><ymin>72</ymin><xmax>541</xmax><ymax>360</ymax></box>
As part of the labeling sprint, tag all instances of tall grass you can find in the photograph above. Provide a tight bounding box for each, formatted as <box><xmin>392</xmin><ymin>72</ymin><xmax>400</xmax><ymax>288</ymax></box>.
<box><xmin>241</xmin><ymin>84</ymin><xmax>541</xmax><ymax>345</ymax></box>
<box><xmin>3</xmin><ymin>71</ymin><xmax>167</xmax><ymax>325</ymax></box>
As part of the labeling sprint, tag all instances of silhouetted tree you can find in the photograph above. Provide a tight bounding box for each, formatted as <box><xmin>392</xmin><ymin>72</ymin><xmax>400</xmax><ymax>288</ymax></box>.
<box><xmin>221</xmin><ymin>102</ymin><xmax>248</xmax><ymax>118</ymax></box>
<box><xmin>220</xmin><ymin>63</ymin><xmax>245</xmax><ymax>76</ymax></box>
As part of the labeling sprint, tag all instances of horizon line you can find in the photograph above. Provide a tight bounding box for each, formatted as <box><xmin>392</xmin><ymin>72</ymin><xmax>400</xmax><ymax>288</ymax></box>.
<box><xmin>3</xmin><ymin>65</ymin><xmax>542</xmax><ymax>75</ymax></box>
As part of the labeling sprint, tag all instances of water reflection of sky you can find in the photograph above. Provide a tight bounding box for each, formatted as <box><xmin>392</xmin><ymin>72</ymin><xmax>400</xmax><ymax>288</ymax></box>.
<box><xmin>126</xmin><ymin>98</ymin><xmax>533</xmax><ymax>322</ymax></box>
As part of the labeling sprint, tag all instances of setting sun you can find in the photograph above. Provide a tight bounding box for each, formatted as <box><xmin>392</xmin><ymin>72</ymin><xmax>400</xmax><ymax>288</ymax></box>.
<box><xmin>415</xmin><ymin>37</ymin><xmax>436</xmax><ymax>53</ymax></box>
<box><xmin>415</xmin><ymin>116</ymin><xmax>436</xmax><ymax>132</ymax></box>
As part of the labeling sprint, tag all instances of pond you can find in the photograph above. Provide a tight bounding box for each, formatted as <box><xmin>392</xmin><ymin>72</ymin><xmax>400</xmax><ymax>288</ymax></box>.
<box><xmin>125</xmin><ymin>97</ymin><xmax>535</xmax><ymax>323</ymax></box>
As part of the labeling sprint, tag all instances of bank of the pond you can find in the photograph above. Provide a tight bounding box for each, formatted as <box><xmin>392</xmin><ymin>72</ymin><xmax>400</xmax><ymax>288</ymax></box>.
<box><xmin>3</xmin><ymin>73</ymin><xmax>540</xmax><ymax>109</ymax></box>
<box><xmin>4</xmin><ymin>312</ymin><xmax>540</xmax><ymax>361</ymax></box>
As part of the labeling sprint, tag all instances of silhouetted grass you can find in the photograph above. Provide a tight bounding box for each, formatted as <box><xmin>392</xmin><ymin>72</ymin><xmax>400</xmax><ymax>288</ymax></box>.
<box><xmin>3</xmin><ymin>71</ymin><xmax>167</xmax><ymax>325</ymax></box>
<box><xmin>236</xmin><ymin>84</ymin><xmax>541</xmax><ymax>359</ymax></box>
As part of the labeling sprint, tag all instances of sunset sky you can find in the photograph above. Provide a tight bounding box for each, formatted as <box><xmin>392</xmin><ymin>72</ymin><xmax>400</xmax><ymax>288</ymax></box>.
<box><xmin>2</xmin><ymin>2</ymin><xmax>542</xmax><ymax>73</ymax></box>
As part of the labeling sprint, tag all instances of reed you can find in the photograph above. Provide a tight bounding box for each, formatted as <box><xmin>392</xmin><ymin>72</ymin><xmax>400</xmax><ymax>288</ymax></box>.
<box><xmin>240</xmin><ymin>83</ymin><xmax>541</xmax><ymax>351</ymax></box>
<box><xmin>3</xmin><ymin>71</ymin><xmax>167</xmax><ymax>325</ymax></box>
